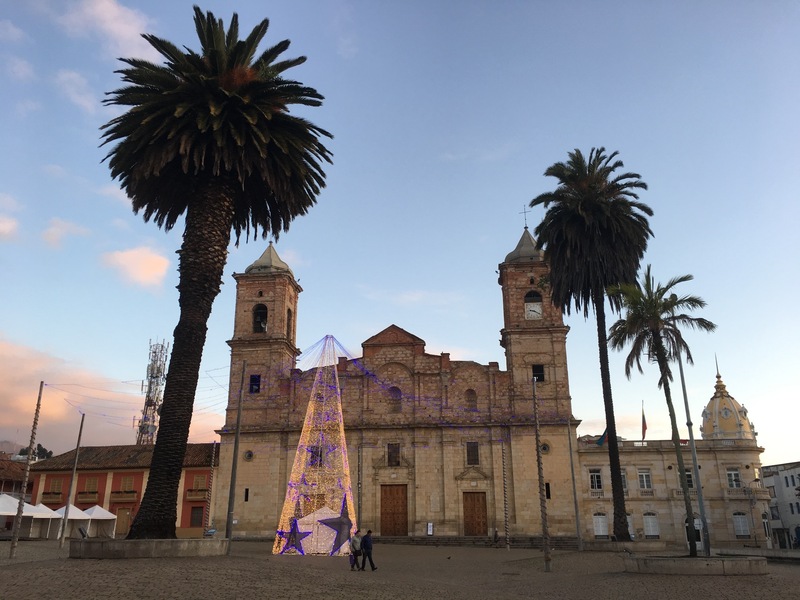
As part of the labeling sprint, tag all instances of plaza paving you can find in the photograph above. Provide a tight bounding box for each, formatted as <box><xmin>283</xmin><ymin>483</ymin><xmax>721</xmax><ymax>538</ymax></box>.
<box><xmin>1</xmin><ymin>540</ymin><xmax>798</xmax><ymax>600</ymax></box>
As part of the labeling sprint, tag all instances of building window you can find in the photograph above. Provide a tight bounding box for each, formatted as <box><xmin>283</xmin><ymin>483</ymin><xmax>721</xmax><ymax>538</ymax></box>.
<box><xmin>590</xmin><ymin>469</ymin><xmax>602</xmax><ymax>490</ymax></box>
<box><xmin>387</xmin><ymin>443</ymin><xmax>401</xmax><ymax>467</ymax></box>
<box><xmin>727</xmin><ymin>468</ymin><xmax>742</xmax><ymax>488</ymax></box>
<box><xmin>786</xmin><ymin>476</ymin><xmax>790</xmax><ymax>487</ymax></box>
<box><xmin>732</xmin><ymin>512</ymin><xmax>750</xmax><ymax>538</ymax></box>
<box><xmin>796</xmin><ymin>502</ymin><xmax>800</xmax><ymax>514</ymax></box>
<box><xmin>193</xmin><ymin>475</ymin><xmax>207</xmax><ymax>490</ymax></box>
<box><xmin>465</xmin><ymin>389</ymin><xmax>478</xmax><ymax>412</ymax></box>
<box><xmin>190</xmin><ymin>506</ymin><xmax>204</xmax><ymax>528</ymax></box>
<box><xmin>545</xmin><ymin>482</ymin><xmax>551</xmax><ymax>499</ymax></box>
<box><xmin>592</xmin><ymin>513</ymin><xmax>609</xmax><ymax>539</ymax></box>
<box><xmin>388</xmin><ymin>387</ymin><xmax>402</xmax><ymax>414</ymax></box>
<box><xmin>643</xmin><ymin>512</ymin><xmax>660</xmax><ymax>539</ymax></box>
<box><xmin>770</xmin><ymin>505</ymin><xmax>780</xmax><ymax>520</ymax></box>
<box><xmin>244</xmin><ymin>488</ymin><xmax>250</xmax><ymax>502</ymax></box>
<box><xmin>466</xmin><ymin>442</ymin><xmax>480</xmax><ymax>466</ymax></box>
<box><xmin>308</xmin><ymin>445</ymin><xmax>322</xmax><ymax>467</ymax></box>
<box><xmin>621</xmin><ymin>472</ymin><xmax>628</xmax><ymax>491</ymax></box>
<box><xmin>286</xmin><ymin>308</ymin><xmax>293</xmax><ymax>338</ymax></box>
<box><xmin>627</xmin><ymin>514</ymin><xmax>635</xmax><ymax>539</ymax></box>
<box><xmin>49</xmin><ymin>479</ymin><xmax>62</xmax><ymax>493</ymax></box>
<box><xmin>249</xmin><ymin>374</ymin><xmax>261</xmax><ymax>394</ymax></box>
<box><xmin>793</xmin><ymin>475</ymin><xmax>797</xmax><ymax>487</ymax></box>
<box><xmin>790</xmin><ymin>503</ymin><xmax>794</xmax><ymax>515</ymax></box>
<box><xmin>638</xmin><ymin>469</ymin><xmax>652</xmax><ymax>489</ymax></box>
<box><xmin>532</xmin><ymin>364</ymin><xmax>545</xmax><ymax>383</ymax></box>
<box><xmin>84</xmin><ymin>477</ymin><xmax>98</xmax><ymax>493</ymax></box>
<box><xmin>684</xmin><ymin>468</ymin><xmax>694</xmax><ymax>489</ymax></box>
<box><xmin>120</xmin><ymin>476</ymin><xmax>134</xmax><ymax>492</ymax></box>
<box><xmin>253</xmin><ymin>304</ymin><xmax>267</xmax><ymax>333</ymax></box>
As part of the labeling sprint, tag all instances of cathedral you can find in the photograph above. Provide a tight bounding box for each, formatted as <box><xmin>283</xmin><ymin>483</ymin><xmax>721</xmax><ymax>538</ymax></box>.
<box><xmin>211</xmin><ymin>229</ymin><xmax>768</xmax><ymax>550</ymax></box>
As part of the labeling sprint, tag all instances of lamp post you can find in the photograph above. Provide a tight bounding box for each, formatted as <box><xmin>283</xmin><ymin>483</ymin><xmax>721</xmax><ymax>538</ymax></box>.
<box><xmin>747</xmin><ymin>478</ymin><xmax>761</xmax><ymax>547</ymax></box>
<box><xmin>532</xmin><ymin>376</ymin><xmax>551</xmax><ymax>572</ymax></box>
<box><xmin>670</xmin><ymin>294</ymin><xmax>710</xmax><ymax>556</ymax></box>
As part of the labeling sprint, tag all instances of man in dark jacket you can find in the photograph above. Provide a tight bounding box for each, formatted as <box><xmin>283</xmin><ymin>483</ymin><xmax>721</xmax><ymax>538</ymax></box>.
<box><xmin>359</xmin><ymin>529</ymin><xmax>377</xmax><ymax>571</ymax></box>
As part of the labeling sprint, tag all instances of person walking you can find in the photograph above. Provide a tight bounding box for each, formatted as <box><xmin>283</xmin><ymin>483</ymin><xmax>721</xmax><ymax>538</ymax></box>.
<box><xmin>360</xmin><ymin>529</ymin><xmax>377</xmax><ymax>571</ymax></box>
<box><xmin>349</xmin><ymin>529</ymin><xmax>362</xmax><ymax>571</ymax></box>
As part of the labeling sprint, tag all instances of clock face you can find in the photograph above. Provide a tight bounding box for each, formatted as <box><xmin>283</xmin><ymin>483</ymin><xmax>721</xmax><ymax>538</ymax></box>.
<box><xmin>525</xmin><ymin>302</ymin><xmax>543</xmax><ymax>320</ymax></box>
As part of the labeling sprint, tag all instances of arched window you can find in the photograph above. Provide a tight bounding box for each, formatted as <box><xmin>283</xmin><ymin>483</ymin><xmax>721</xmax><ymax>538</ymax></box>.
<box><xmin>643</xmin><ymin>512</ymin><xmax>660</xmax><ymax>539</ymax></box>
<box><xmin>524</xmin><ymin>290</ymin><xmax>542</xmax><ymax>303</ymax></box>
<box><xmin>465</xmin><ymin>389</ymin><xmax>478</xmax><ymax>412</ymax></box>
<box><xmin>732</xmin><ymin>512</ymin><xmax>750</xmax><ymax>538</ymax></box>
<box><xmin>592</xmin><ymin>513</ymin><xmax>609</xmax><ymax>539</ymax></box>
<box><xmin>388</xmin><ymin>386</ymin><xmax>402</xmax><ymax>414</ymax></box>
<box><xmin>253</xmin><ymin>304</ymin><xmax>267</xmax><ymax>333</ymax></box>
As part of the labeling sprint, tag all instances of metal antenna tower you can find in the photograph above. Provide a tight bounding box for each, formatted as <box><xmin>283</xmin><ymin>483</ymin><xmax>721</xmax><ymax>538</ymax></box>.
<box><xmin>136</xmin><ymin>339</ymin><xmax>169</xmax><ymax>445</ymax></box>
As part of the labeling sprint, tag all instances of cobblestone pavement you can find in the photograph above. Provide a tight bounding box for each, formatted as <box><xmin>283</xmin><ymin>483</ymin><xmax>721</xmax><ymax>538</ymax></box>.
<box><xmin>1</xmin><ymin>541</ymin><xmax>798</xmax><ymax>600</ymax></box>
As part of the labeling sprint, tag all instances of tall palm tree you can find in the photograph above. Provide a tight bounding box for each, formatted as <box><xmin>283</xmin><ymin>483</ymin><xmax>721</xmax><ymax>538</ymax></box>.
<box><xmin>530</xmin><ymin>148</ymin><xmax>653</xmax><ymax>542</ymax></box>
<box><xmin>608</xmin><ymin>265</ymin><xmax>716</xmax><ymax>556</ymax></box>
<box><xmin>101</xmin><ymin>7</ymin><xmax>332</xmax><ymax>539</ymax></box>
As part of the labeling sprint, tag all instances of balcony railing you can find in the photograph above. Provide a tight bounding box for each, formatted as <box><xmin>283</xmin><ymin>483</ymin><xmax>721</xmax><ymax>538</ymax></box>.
<box><xmin>109</xmin><ymin>490</ymin><xmax>138</xmax><ymax>502</ymax></box>
<box><xmin>41</xmin><ymin>492</ymin><xmax>62</xmax><ymax>503</ymax></box>
<box><xmin>638</xmin><ymin>489</ymin><xmax>654</xmax><ymax>497</ymax></box>
<box><xmin>672</xmin><ymin>489</ymin><xmax>698</xmax><ymax>498</ymax></box>
<box><xmin>76</xmin><ymin>492</ymin><xmax>99</xmax><ymax>503</ymax></box>
<box><xmin>185</xmin><ymin>488</ymin><xmax>209</xmax><ymax>501</ymax></box>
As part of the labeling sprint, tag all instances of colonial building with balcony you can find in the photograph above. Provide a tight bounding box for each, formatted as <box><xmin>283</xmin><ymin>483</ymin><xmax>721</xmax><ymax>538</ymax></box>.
<box><xmin>31</xmin><ymin>443</ymin><xmax>218</xmax><ymax>538</ymax></box>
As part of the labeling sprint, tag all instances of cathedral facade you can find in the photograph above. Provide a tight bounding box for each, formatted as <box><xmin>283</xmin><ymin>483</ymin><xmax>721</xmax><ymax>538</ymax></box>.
<box><xmin>212</xmin><ymin>230</ymin><xmax>768</xmax><ymax>550</ymax></box>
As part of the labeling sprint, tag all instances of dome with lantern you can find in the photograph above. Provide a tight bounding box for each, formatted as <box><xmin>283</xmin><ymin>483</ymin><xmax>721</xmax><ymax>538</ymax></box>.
<box><xmin>699</xmin><ymin>370</ymin><xmax>757</xmax><ymax>441</ymax></box>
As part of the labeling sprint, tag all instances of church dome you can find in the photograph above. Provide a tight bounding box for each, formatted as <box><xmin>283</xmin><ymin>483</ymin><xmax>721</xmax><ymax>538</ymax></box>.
<box><xmin>505</xmin><ymin>227</ymin><xmax>544</xmax><ymax>263</ymax></box>
<box><xmin>699</xmin><ymin>372</ymin><xmax>757</xmax><ymax>441</ymax></box>
<box><xmin>244</xmin><ymin>242</ymin><xmax>294</xmax><ymax>276</ymax></box>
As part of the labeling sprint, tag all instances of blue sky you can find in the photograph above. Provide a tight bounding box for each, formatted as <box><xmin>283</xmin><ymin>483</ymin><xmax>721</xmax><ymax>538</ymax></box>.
<box><xmin>0</xmin><ymin>1</ymin><xmax>797</xmax><ymax>467</ymax></box>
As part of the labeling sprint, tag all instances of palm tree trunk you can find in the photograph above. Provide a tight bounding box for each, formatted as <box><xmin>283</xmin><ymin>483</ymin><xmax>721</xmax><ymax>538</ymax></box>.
<box><xmin>593</xmin><ymin>289</ymin><xmax>630</xmax><ymax>542</ymax></box>
<box><xmin>654</xmin><ymin>339</ymin><xmax>697</xmax><ymax>557</ymax></box>
<box><xmin>127</xmin><ymin>185</ymin><xmax>235</xmax><ymax>539</ymax></box>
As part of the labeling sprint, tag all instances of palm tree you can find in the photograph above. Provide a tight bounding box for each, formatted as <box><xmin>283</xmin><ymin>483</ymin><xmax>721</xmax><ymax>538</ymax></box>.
<box><xmin>608</xmin><ymin>265</ymin><xmax>716</xmax><ymax>556</ymax></box>
<box><xmin>530</xmin><ymin>148</ymin><xmax>653</xmax><ymax>542</ymax></box>
<box><xmin>101</xmin><ymin>7</ymin><xmax>332</xmax><ymax>539</ymax></box>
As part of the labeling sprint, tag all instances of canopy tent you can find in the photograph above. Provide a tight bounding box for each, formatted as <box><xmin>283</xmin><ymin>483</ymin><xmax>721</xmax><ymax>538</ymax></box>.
<box><xmin>84</xmin><ymin>505</ymin><xmax>116</xmax><ymax>538</ymax></box>
<box><xmin>55</xmin><ymin>504</ymin><xmax>91</xmax><ymax>539</ymax></box>
<box><xmin>0</xmin><ymin>493</ymin><xmax>21</xmax><ymax>516</ymax></box>
<box><xmin>24</xmin><ymin>503</ymin><xmax>61</xmax><ymax>539</ymax></box>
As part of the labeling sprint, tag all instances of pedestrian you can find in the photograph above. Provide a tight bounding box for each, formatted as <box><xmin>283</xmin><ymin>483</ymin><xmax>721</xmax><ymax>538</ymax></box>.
<box><xmin>360</xmin><ymin>529</ymin><xmax>377</xmax><ymax>571</ymax></box>
<box><xmin>349</xmin><ymin>529</ymin><xmax>362</xmax><ymax>571</ymax></box>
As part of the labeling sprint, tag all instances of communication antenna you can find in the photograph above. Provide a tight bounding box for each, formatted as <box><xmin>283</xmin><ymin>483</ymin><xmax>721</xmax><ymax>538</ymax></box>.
<box><xmin>136</xmin><ymin>339</ymin><xmax>169</xmax><ymax>445</ymax></box>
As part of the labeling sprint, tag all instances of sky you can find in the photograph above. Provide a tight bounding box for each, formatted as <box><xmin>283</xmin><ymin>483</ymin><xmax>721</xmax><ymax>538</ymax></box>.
<box><xmin>0</xmin><ymin>1</ymin><xmax>797</xmax><ymax>467</ymax></box>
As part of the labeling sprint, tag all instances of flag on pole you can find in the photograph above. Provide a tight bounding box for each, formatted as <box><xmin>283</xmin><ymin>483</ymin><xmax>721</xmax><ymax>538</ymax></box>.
<box><xmin>596</xmin><ymin>428</ymin><xmax>608</xmax><ymax>446</ymax></box>
<box><xmin>641</xmin><ymin>401</ymin><xmax>647</xmax><ymax>441</ymax></box>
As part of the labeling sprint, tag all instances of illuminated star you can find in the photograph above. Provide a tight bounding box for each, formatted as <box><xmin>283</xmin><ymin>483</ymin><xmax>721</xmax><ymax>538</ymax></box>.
<box><xmin>319</xmin><ymin>495</ymin><xmax>353</xmax><ymax>556</ymax></box>
<box><xmin>277</xmin><ymin>517</ymin><xmax>311</xmax><ymax>555</ymax></box>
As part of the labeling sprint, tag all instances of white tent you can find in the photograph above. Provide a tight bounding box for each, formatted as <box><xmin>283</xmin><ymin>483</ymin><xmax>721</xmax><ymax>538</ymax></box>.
<box><xmin>0</xmin><ymin>493</ymin><xmax>21</xmax><ymax>516</ymax></box>
<box><xmin>84</xmin><ymin>505</ymin><xmax>116</xmax><ymax>538</ymax></box>
<box><xmin>24</xmin><ymin>503</ymin><xmax>61</xmax><ymax>539</ymax></box>
<box><xmin>55</xmin><ymin>505</ymin><xmax>91</xmax><ymax>539</ymax></box>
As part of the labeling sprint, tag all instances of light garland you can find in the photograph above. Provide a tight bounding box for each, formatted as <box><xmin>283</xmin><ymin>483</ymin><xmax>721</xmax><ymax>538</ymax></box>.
<box><xmin>273</xmin><ymin>336</ymin><xmax>356</xmax><ymax>555</ymax></box>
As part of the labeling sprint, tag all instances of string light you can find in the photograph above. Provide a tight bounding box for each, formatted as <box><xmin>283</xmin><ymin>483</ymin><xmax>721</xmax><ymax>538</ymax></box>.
<box><xmin>273</xmin><ymin>336</ymin><xmax>356</xmax><ymax>556</ymax></box>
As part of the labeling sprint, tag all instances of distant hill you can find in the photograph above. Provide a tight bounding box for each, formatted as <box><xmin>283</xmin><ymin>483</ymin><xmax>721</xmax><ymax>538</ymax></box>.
<box><xmin>0</xmin><ymin>440</ymin><xmax>24</xmax><ymax>455</ymax></box>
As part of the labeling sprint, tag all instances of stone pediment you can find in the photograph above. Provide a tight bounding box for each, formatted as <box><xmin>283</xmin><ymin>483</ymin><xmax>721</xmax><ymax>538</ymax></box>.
<box><xmin>363</xmin><ymin>325</ymin><xmax>425</xmax><ymax>348</ymax></box>
<box><xmin>455</xmin><ymin>466</ymin><xmax>489</xmax><ymax>481</ymax></box>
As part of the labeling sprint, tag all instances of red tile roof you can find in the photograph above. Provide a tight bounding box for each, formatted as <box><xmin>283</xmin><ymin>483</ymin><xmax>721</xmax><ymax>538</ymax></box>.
<box><xmin>30</xmin><ymin>443</ymin><xmax>219</xmax><ymax>472</ymax></box>
<box><xmin>0</xmin><ymin>459</ymin><xmax>27</xmax><ymax>482</ymax></box>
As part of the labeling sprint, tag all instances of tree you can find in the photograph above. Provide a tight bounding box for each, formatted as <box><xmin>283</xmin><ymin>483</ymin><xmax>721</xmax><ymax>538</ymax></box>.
<box><xmin>19</xmin><ymin>444</ymin><xmax>53</xmax><ymax>459</ymax></box>
<box><xmin>101</xmin><ymin>6</ymin><xmax>332</xmax><ymax>539</ymax></box>
<box><xmin>530</xmin><ymin>148</ymin><xmax>653</xmax><ymax>541</ymax></box>
<box><xmin>608</xmin><ymin>265</ymin><xmax>716</xmax><ymax>556</ymax></box>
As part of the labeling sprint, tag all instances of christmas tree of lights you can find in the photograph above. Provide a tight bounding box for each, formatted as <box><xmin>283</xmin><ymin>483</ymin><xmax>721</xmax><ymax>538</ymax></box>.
<box><xmin>273</xmin><ymin>335</ymin><xmax>356</xmax><ymax>555</ymax></box>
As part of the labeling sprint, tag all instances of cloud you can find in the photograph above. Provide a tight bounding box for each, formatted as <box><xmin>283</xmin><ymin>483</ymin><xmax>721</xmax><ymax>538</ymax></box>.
<box><xmin>55</xmin><ymin>69</ymin><xmax>97</xmax><ymax>114</ymax></box>
<box><xmin>0</xmin><ymin>192</ymin><xmax>21</xmax><ymax>211</ymax></box>
<box><xmin>0</xmin><ymin>215</ymin><xmax>19</xmax><ymax>240</ymax></box>
<box><xmin>98</xmin><ymin>184</ymin><xmax>130</xmax><ymax>205</ymax></box>
<box><xmin>0</xmin><ymin>19</ymin><xmax>25</xmax><ymax>42</ymax></box>
<box><xmin>330</xmin><ymin>1</ymin><xmax>358</xmax><ymax>59</ymax></box>
<box><xmin>356</xmin><ymin>284</ymin><xmax>463</xmax><ymax>307</ymax></box>
<box><xmin>43</xmin><ymin>164</ymin><xmax>68</xmax><ymax>178</ymax></box>
<box><xmin>41</xmin><ymin>218</ymin><xmax>90</xmax><ymax>247</ymax></box>
<box><xmin>0</xmin><ymin>337</ymin><xmax>220</xmax><ymax>455</ymax></box>
<box><xmin>102</xmin><ymin>246</ymin><xmax>170</xmax><ymax>288</ymax></box>
<box><xmin>5</xmin><ymin>55</ymin><xmax>35</xmax><ymax>80</ymax></box>
<box><xmin>58</xmin><ymin>0</ymin><xmax>159</xmax><ymax>61</ymax></box>
<box><xmin>16</xmin><ymin>99</ymin><xmax>42</xmax><ymax>116</ymax></box>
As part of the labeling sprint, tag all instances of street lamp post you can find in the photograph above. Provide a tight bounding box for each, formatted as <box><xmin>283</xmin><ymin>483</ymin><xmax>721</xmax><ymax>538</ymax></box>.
<box><xmin>670</xmin><ymin>294</ymin><xmax>710</xmax><ymax>556</ymax></box>
<box><xmin>532</xmin><ymin>376</ymin><xmax>551</xmax><ymax>572</ymax></box>
<box><xmin>747</xmin><ymin>478</ymin><xmax>761</xmax><ymax>547</ymax></box>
